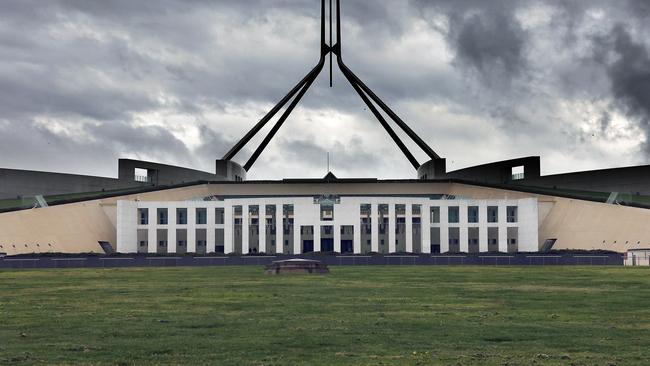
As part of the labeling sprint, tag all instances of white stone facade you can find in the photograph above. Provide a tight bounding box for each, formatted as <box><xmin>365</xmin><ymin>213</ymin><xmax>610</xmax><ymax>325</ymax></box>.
<box><xmin>117</xmin><ymin>196</ymin><xmax>538</xmax><ymax>254</ymax></box>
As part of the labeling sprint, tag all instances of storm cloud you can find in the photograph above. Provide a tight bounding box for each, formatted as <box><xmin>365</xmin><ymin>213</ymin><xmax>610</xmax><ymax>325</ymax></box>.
<box><xmin>0</xmin><ymin>0</ymin><xmax>649</xmax><ymax>179</ymax></box>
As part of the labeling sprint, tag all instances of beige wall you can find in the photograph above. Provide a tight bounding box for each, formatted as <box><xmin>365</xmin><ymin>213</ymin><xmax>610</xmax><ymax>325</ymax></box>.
<box><xmin>1</xmin><ymin>181</ymin><xmax>649</xmax><ymax>255</ymax></box>
<box><xmin>0</xmin><ymin>185</ymin><xmax>214</xmax><ymax>255</ymax></box>
<box><xmin>448</xmin><ymin>183</ymin><xmax>650</xmax><ymax>251</ymax></box>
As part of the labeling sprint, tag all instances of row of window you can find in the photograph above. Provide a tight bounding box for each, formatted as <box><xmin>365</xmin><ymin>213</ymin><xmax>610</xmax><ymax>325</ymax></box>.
<box><xmin>431</xmin><ymin>206</ymin><xmax>518</xmax><ymax>224</ymax></box>
<box><xmin>139</xmin><ymin>207</ymin><xmax>225</xmax><ymax>225</ymax></box>
<box><xmin>138</xmin><ymin>204</ymin><xmax>519</xmax><ymax>226</ymax></box>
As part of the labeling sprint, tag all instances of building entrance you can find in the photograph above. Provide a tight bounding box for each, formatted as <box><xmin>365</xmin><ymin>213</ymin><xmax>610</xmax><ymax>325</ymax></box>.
<box><xmin>321</xmin><ymin>238</ymin><xmax>334</xmax><ymax>252</ymax></box>
<box><xmin>341</xmin><ymin>240</ymin><xmax>353</xmax><ymax>253</ymax></box>
<box><xmin>303</xmin><ymin>240</ymin><xmax>314</xmax><ymax>253</ymax></box>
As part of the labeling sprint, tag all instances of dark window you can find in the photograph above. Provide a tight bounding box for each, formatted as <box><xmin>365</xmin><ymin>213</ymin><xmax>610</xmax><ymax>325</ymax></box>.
<box><xmin>430</xmin><ymin>207</ymin><xmax>440</xmax><ymax>223</ymax></box>
<box><xmin>176</xmin><ymin>208</ymin><xmax>187</xmax><ymax>225</ymax></box>
<box><xmin>157</xmin><ymin>208</ymin><xmax>168</xmax><ymax>225</ymax></box>
<box><xmin>448</xmin><ymin>207</ymin><xmax>459</xmax><ymax>223</ymax></box>
<box><xmin>507</xmin><ymin>206</ymin><xmax>518</xmax><ymax>223</ymax></box>
<box><xmin>488</xmin><ymin>206</ymin><xmax>498</xmax><ymax>223</ymax></box>
<box><xmin>215</xmin><ymin>208</ymin><xmax>225</xmax><ymax>224</ymax></box>
<box><xmin>138</xmin><ymin>208</ymin><xmax>149</xmax><ymax>225</ymax></box>
<box><xmin>468</xmin><ymin>206</ymin><xmax>479</xmax><ymax>223</ymax></box>
<box><xmin>196</xmin><ymin>208</ymin><xmax>207</xmax><ymax>225</ymax></box>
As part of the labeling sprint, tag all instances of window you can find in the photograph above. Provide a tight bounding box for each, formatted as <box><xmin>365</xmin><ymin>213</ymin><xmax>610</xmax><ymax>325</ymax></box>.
<box><xmin>448</xmin><ymin>206</ymin><xmax>459</xmax><ymax>223</ymax></box>
<box><xmin>396</xmin><ymin>204</ymin><xmax>406</xmax><ymax>216</ymax></box>
<box><xmin>215</xmin><ymin>208</ymin><xmax>224</xmax><ymax>224</ymax></box>
<box><xmin>510</xmin><ymin>238</ymin><xmax>517</xmax><ymax>244</ymax></box>
<box><xmin>320</xmin><ymin>204</ymin><xmax>334</xmax><ymax>221</ymax></box>
<box><xmin>249</xmin><ymin>206</ymin><xmax>259</xmax><ymax>226</ymax></box>
<box><xmin>178</xmin><ymin>240</ymin><xmax>186</xmax><ymax>247</ymax></box>
<box><xmin>360</xmin><ymin>204</ymin><xmax>371</xmax><ymax>216</ymax></box>
<box><xmin>134</xmin><ymin>167</ymin><xmax>149</xmax><ymax>183</ymax></box>
<box><xmin>139</xmin><ymin>241</ymin><xmax>146</xmax><ymax>247</ymax></box>
<box><xmin>138</xmin><ymin>208</ymin><xmax>149</xmax><ymax>225</ymax></box>
<box><xmin>430</xmin><ymin>207</ymin><xmax>440</xmax><ymax>223</ymax></box>
<box><xmin>507</xmin><ymin>206</ymin><xmax>518</xmax><ymax>223</ymax></box>
<box><xmin>511</xmin><ymin>165</ymin><xmax>524</xmax><ymax>180</ymax></box>
<box><xmin>157</xmin><ymin>208</ymin><xmax>168</xmax><ymax>225</ymax></box>
<box><xmin>487</xmin><ymin>206</ymin><xmax>498</xmax><ymax>223</ymax></box>
<box><xmin>196</xmin><ymin>208</ymin><xmax>207</xmax><ymax>225</ymax></box>
<box><xmin>468</xmin><ymin>206</ymin><xmax>479</xmax><ymax>223</ymax></box>
<box><xmin>412</xmin><ymin>204</ymin><xmax>421</xmax><ymax>215</ymax></box>
<box><xmin>176</xmin><ymin>208</ymin><xmax>187</xmax><ymax>225</ymax></box>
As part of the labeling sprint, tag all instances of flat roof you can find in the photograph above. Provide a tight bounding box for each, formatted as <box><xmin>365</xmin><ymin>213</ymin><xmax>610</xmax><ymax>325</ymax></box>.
<box><xmin>2</xmin><ymin>176</ymin><xmax>650</xmax><ymax>213</ymax></box>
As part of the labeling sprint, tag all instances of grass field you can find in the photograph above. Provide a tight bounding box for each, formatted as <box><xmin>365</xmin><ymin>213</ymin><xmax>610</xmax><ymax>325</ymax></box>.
<box><xmin>1</xmin><ymin>266</ymin><xmax>649</xmax><ymax>365</ymax></box>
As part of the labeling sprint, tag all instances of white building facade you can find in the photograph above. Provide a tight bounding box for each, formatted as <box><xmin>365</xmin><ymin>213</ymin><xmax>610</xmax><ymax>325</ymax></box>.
<box><xmin>116</xmin><ymin>195</ymin><xmax>538</xmax><ymax>254</ymax></box>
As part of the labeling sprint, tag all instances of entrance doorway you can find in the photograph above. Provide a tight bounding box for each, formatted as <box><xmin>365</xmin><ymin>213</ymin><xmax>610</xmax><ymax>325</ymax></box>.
<box><xmin>341</xmin><ymin>240</ymin><xmax>353</xmax><ymax>253</ymax></box>
<box><xmin>302</xmin><ymin>240</ymin><xmax>314</xmax><ymax>253</ymax></box>
<box><xmin>321</xmin><ymin>238</ymin><xmax>334</xmax><ymax>252</ymax></box>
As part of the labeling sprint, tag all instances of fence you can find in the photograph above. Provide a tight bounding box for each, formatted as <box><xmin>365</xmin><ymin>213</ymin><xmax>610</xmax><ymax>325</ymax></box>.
<box><xmin>0</xmin><ymin>253</ymin><xmax>623</xmax><ymax>269</ymax></box>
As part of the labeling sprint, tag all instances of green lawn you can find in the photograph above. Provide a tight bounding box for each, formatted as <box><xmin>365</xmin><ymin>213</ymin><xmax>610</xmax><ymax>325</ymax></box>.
<box><xmin>1</xmin><ymin>266</ymin><xmax>649</xmax><ymax>365</ymax></box>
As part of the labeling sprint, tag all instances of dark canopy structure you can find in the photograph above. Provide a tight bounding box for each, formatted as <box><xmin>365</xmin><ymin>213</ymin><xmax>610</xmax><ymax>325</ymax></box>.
<box><xmin>222</xmin><ymin>0</ymin><xmax>440</xmax><ymax>172</ymax></box>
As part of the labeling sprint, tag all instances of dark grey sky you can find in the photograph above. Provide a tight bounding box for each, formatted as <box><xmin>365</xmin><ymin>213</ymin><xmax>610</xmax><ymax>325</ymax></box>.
<box><xmin>1</xmin><ymin>0</ymin><xmax>649</xmax><ymax>179</ymax></box>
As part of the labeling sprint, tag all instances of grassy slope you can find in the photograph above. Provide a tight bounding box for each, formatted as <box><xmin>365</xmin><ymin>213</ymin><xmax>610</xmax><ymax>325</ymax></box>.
<box><xmin>1</xmin><ymin>266</ymin><xmax>649</xmax><ymax>365</ymax></box>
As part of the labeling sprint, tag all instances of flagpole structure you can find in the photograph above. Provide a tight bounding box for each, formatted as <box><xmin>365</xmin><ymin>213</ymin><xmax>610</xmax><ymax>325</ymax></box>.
<box><xmin>223</xmin><ymin>0</ymin><xmax>439</xmax><ymax>172</ymax></box>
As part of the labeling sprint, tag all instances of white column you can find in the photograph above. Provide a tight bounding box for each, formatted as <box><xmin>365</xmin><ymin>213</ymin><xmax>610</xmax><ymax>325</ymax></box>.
<box><xmin>293</xmin><ymin>222</ymin><xmax>301</xmax><ymax>255</ymax></box>
<box><xmin>275</xmin><ymin>204</ymin><xmax>283</xmax><ymax>254</ymax></box>
<box><xmin>370</xmin><ymin>203</ymin><xmax>379</xmax><ymax>253</ymax></box>
<box><xmin>334</xmin><ymin>224</ymin><xmax>341</xmax><ymax>253</ymax></box>
<box><xmin>242</xmin><ymin>205</ymin><xmax>249</xmax><ymax>254</ymax></box>
<box><xmin>405</xmin><ymin>204</ymin><xmax>413</xmax><ymax>253</ymax></box>
<box><xmin>148</xmin><ymin>207</ymin><xmax>157</xmax><ymax>253</ymax></box>
<box><xmin>187</xmin><ymin>208</ymin><xmax>196</xmax><ymax>253</ymax></box>
<box><xmin>440</xmin><ymin>204</ymin><xmax>449</xmax><ymax>253</ymax></box>
<box><xmin>498</xmin><ymin>204</ymin><xmax>508</xmax><ymax>252</ymax></box>
<box><xmin>479</xmin><ymin>203</ymin><xmax>488</xmax><ymax>252</ymax></box>
<box><xmin>314</xmin><ymin>225</ymin><xmax>321</xmax><ymax>252</ymax></box>
<box><xmin>353</xmin><ymin>204</ymin><xmax>361</xmax><ymax>254</ymax></box>
<box><xmin>421</xmin><ymin>203</ymin><xmax>431</xmax><ymax>253</ymax></box>
<box><xmin>459</xmin><ymin>202</ymin><xmax>468</xmax><ymax>253</ymax></box>
<box><xmin>224</xmin><ymin>204</ymin><xmax>233</xmax><ymax>254</ymax></box>
<box><xmin>206</xmin><ymin>206</ymin><xmax>215</xmax><ymax>253</ymax></box>
<box><xmin>388</xmin><ymin>203</ymin><xmax>396</xmax><ymax>253</ymax></box>
<box><xmin>168</xmin><ymin>207</ymin><xmax>177</xmax><ymax>254</ymax></box>
<box><xmin>259</xmin><ymin>205</ymin><xmax>267</xmax><ymax>254</ymax></box>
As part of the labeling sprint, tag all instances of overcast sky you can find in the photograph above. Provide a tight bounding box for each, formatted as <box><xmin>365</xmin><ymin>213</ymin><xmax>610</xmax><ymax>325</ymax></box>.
<box><xmin>1</xmin><ymin>0</ymin><xmax>649</xmax><ymax>180</ymax></box>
